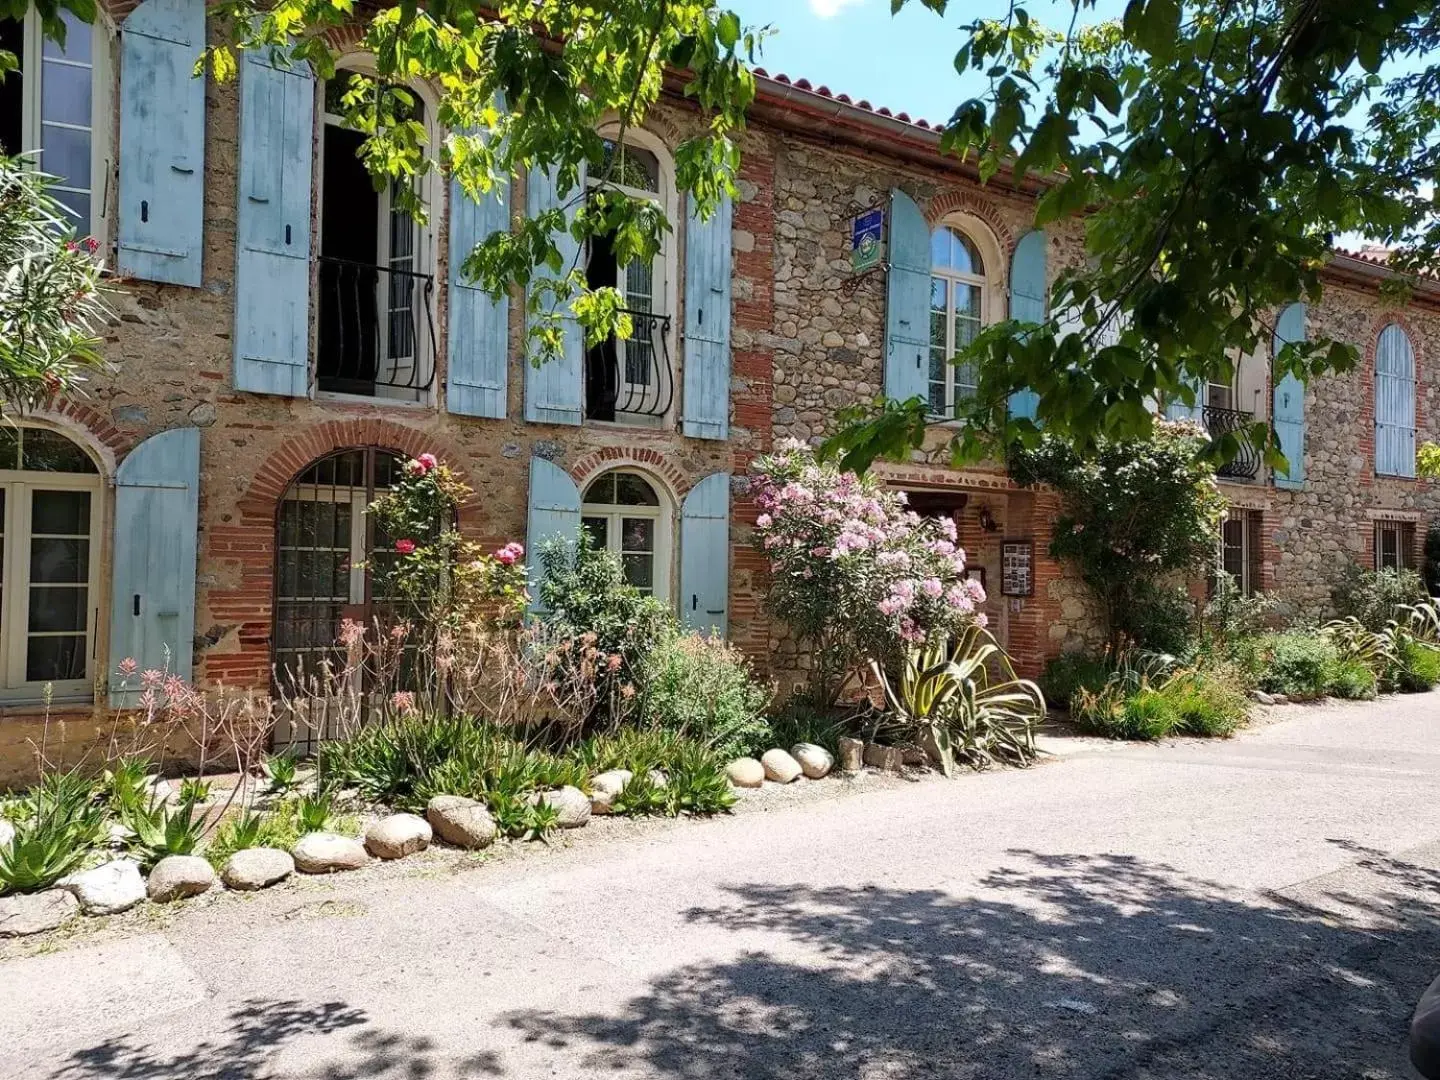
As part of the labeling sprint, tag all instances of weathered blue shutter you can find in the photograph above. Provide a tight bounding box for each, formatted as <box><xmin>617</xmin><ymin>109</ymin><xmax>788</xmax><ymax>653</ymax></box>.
<box><xmin>524</xmin><ymin>164</ymin><xmax>584</xmax><ymax>424</ymax></box>
<box><xmin>885</xmin><ymin>189</ymin><xmax>930</xmax><ymax>404</ymax></box>
<box><xmin>109</xmin><ymin>428</ymin><xmax>200</xmax><ymax>705</ymax></box>
<box><xmin>680</xmin><ymin>471</ymin><xmax>729</xmax><ymax>636</ymax></box>
<box><xmin>448</xmin><ymin>147</ymin><xmax>511</xmax><ymax>418</ymax></box>
<box><xmin>1376</xmin><ymin>324</ymin><xmax>1417</xmax><ymax>477</ymax></box>
<box><xmin>234</xmin><ymin>49</ymin><xmax>313</xmax><ymax>397</ymax></box>
<box><xmin>117</xmin><ymin>0</ymin><xmax>205</xmax><ymax>286</ymax></box>
<box><xmin>1008</xmin><ymin>229</ymin><xmax>1046</xmax><ymax>420</ymax></box>
<box><xmin>683</xmin><ymin>192</ymin><xmax>732</xmax><ymax>440</ymax></box>
<box><xmin>526</xmin><ymin>456</ymin><xmax>580</xmax><ymax>610</ymax></box>
<box><xmin>1272</xmin><ymin>302</ymin><xmax>1306</xmax><ymax>488</ymax></box>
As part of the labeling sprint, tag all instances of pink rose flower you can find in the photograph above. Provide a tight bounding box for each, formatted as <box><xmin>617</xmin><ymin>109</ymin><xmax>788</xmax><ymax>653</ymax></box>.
<box><xmin>395</xmin><ymin>538</ymin><xmax>417</xmax><ymax>554</ymax></box>
<box><xmin>417</xmin><ymin>453</ymin><xmax>438</xmax><ymax>471</ymax></box>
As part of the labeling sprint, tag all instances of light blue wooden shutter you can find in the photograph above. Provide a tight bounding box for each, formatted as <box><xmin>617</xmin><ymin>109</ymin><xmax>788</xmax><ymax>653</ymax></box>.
<box><xmin>526</xmin><ymin>456</ymin><xmax>580</xmax><ymax>610</ymax></box>
<box><xmin>683</xmin><ymin>192</ymin><xmax>732</xmax><ymax>440</ymax></box>
<box><xmin>1008</xmin><ymin>229</ymin><xmax>1046</xmax><ymax>420</ymax></box>
<box><xmin>108</xmin><ymin>428</ymin><xmax>200</xmax><ymax>705</ymax></box>
<box><xmin>1376</xmin><ymin>324</ymin><xmax>1417</xmax><ymax>477</ymax></box>
<box><xmin>117</xmin><ymin>0</ymin><xmax>205</xmax><ymax>286</ymax></box>
<box><xmin>1272</xmin><ymin>302</ymin><xmax>1306</xmax><ymax>488</ymax></box>
<box><xmin>234</xmin><ymin>49</ymin><xmax>313</xmax><ymax>397</ymax></box>
<box><xmin>885</xmin><ymin>189</ymin><xmax>930</xmax><ymax>404</ymax></box>
<box><xmin>680</xmin><ymin>471</ymin><xmax>729</xmax><ymax>636</ymax></box>
<box><xmin>448</xmin><ymin>150</ymin><xmax>511</xmax><ymax>418</ymax></box>
<box><xmin>524</xmin><ymin>164</ymin><xmax>584</xmax><ymax>424</ymax></box>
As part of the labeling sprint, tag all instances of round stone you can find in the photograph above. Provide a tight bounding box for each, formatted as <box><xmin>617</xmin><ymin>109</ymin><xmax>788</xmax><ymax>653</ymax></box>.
<box><xmin>426</xmin><ymin>795</ymin><xmax>498</xmax><ymax>850</ymax></box>
<box><xmin>221</xmin><ymin>847</ymin><xmax>294</xmax><ymax>891</ymax></box>
<box><xmin>147</xmin><ymin>855</ymin><xmax>217</xmax><ymax>902</ymax></box>
<box><xmin>60</xmin><ymin>859</ymin><xmax>147</xmax><ymax>916</ymax></box>
<box><xmin>0</xmin><ymin>889</ymin><xmax>79</xmax><ymax>937</ymax></box>
<box><xmin>760</xmin><ymin>749</ymin><xmax>803</xmax><ymax>784</ymax></box>
<box><xmin>292</xmin><ymin>832</ymin><xmax>369</xmax><ymax>874</ymax></box>
<box><xmin>791</xmin><ymin>743</ymin><xmax>834</xmax><ymax>780</ymax></box>
<box><xmin>534</xmin><ymin>786</ymin><xmax>591</xmax><ymax>829</ymax></box>
<box><xmin>725</xmin><ymin>758</ymin><xmax>765</xmax><ymax>788</ymax></box>
<box><xmin>364</xmin><ymin>813</ymin><xmax>432</xmax><ymax>860</ymax></box>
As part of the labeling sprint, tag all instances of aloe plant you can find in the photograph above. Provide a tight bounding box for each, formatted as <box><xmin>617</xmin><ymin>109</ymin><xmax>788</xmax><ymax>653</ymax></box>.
<box><xmin>873</xmin><ymin>624</ymin><xmax>1045</xmax><ymax>774</ymax></box>
<box><xmin>121</xmin><ymin>793</ymin><xmax>207</xmax><ymax>868</ymax></box>
<box><xmin>0</xmin><ymin>769</ymin><xmax>105</xmax><ymax>894</ymax></box>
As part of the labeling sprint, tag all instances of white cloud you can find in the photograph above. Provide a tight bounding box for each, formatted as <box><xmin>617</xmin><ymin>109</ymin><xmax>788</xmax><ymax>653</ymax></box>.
<box><xmin>809</xmin><ymin>0</ymin><xmax>862</xmax><ymax>17</ymax></box>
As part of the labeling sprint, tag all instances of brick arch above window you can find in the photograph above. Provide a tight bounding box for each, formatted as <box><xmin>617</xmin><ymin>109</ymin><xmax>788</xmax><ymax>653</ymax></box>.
<box><xmin>923</xmin><ymin>189</ymin><xmax>1016</xmax><ymax>255</ymax></box>
<box><xmin>567</xmin><ymin>447</ymin><xmax>692</xmax><ymax>502</ymax></box>
<box><xmin>237</xmin><ymin>419</ymin><xmax>479</xmax><ymax>524</ymax></box>
<box><xmin>29</xmin><ymin>400</ymin><xmax>130</xmax><ymax>478</ymax></box>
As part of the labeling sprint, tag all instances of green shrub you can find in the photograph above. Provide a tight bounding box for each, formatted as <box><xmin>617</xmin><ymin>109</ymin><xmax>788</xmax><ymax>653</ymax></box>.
<box><xmin>1327</xmin><ymin>658</ymin><xmax>1378</xmax><ymax>700</ymax></box>
<box><xmin>1164</xmin><ymin>667</ymin><xmax>1249</xmax><ymax>737</ymax></box>
<box><xmin>1116</xmin><ymin>582</ymin><xmax>1198</xmax><ymax>656</ymax></box>
<box><xmin>1333</xmin><ymin>564</ymin><xmax>1428</xmax><ymax>632</ymax></box>
<box><xmin>639</xmin><ymin>634</ymin><xmax>771</xmax><ymax>759</ymax></box>
<box><xmin>765</xmin><ymin>700</ymin><xmax>852</xmax><ymax>758</ymax></box>
<box><xmin>1396</xmin><ymin>639</ymin><xmax>1440</xmax><ymax>693</ymax></box>
<box><xmin>1256</xmin><ymin>631</ymin><xmax>1339</xmax><ymax>699</ymax></box>
<box><xmin>1039</xmin><ymin>653</ymin><xmax>1112</xmax><ymax>707</ymax></box>
<box><xmin>537</xmin><ymin>533</ymin><xmax>676</xmax><ymax>713</ymax></box>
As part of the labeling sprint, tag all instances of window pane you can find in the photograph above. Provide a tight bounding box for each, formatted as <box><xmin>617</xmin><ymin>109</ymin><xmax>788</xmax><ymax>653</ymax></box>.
<box><xmin>954</xmin><ymin>232</ymin><xmax>982</xmax><ymax>276</ymax></box>
<box><xmin>31</xmin><ymin>489</ymin><xmax>90</xmax><ymax>534</ymax></box>
<box><xmin>27</xmin><ymin>635</ymin><xmax>86</xmax><ymax>682</ymax></box>
<box><xmin>599</xmin><ymin>140</ymin><xmax>659</xmax><ymax>192</ymax></box>
<box><xmin>41</xmin><ymin>59</ymin><xmax>91</xmax><ymax>127</ymax></box>
<box><xmin>40</xmin><ymin>123</ymin><xmax>91</xmax><ymax>194</ymax></box>
<box><xmin>29</xmin><ymin>586</ymin><xmax>87</xmax><ymax>632</ymax></box>
<box><xmin>22</xmin><ymin>429</ymin><xmax>96</xmax><ymax>473</ymax></box>
<box><xmin>30</xmin><ymin>537</ymin><xmax>88</xmax><ymax>583</ymax></box>
<box><xmin>582</xmin><ymin>516</ymin><xmax>608</xmax><ymax>549</ymax></box>
<box><xmin>51</xmin><ymin>191</ymin><xmax>91</xmax><ymax>239</ymax></box>
<box><xmin>614</xmin><ymin>473</ymin><xmax>659</xmax><ymax>506</ymax></box>
<box><xmin>41</xmin><ymin>11</ymin><xmax>91</xmax><ymax>62</ymax></box>
<box><xmin>0</xmin><ymin>428</ymin><xmax>18</xmax><ymax>471</ymax></box>
<box><xmin>621</xmin><ymin>516</ymin><xmax>654</xmax><ymax>552</ymax></box>
<box><xmin>930</xmin><ymin>228</ymin><xmax>951</xmax><ymax>270</ymax></box>
<box><xmin>583</xmin><ymin>473</ymin><xmax>617</xmax><ymax>505</ymax></box>
<box><xmin>622</xmin><ymin>553</ymin><xmax>654</xmax><ymax>591</ymax></box>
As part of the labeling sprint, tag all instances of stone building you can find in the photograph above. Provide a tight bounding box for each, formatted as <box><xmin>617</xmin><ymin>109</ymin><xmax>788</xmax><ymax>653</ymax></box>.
<box><xmin>0</xmin><ymin>0</ymin><xmax>1436</xmax><ymax>783</ymax></box>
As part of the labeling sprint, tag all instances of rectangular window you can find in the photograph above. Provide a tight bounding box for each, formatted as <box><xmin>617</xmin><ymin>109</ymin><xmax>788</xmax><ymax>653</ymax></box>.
<box><xmin>2</xmin><ymin>10</ymin><xmax>103</xmax><ymax>240</ymax></box>
<box><xmin>1219</xmin><ymin>510</ymin><xmax>1262</xmax><ymax>595</ymax></box>
<box><xmin>1375</xmin><ymin>521</ymin><xmax>1415</xmax><ymax>572</ymax></box>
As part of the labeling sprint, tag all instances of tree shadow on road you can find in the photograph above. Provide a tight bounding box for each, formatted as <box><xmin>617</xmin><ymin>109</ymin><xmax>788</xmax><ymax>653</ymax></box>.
<box><xmin>45</xmin><ymin>997</ymin><xmax>503</xmax><ymax>1080</ymax></box>
<box><xmin>505</xmin><ymin>846</ymin><xmax>1440</xmax><ymax>1079</ymax></box>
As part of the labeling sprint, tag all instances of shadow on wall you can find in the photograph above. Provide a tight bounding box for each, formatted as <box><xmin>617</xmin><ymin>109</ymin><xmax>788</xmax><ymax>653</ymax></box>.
<box><xmin>502</xmin><ymin>846</ymin><xmax>1438</xmax><ymax>1079</ymax></box>
<box><xmin>45</xmin><ymin>845</ymin><xmax>1440</xmax><ymax>1078</ymax></box>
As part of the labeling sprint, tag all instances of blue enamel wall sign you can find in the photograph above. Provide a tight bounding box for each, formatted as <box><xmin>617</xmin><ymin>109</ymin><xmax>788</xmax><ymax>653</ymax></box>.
<box><xmin>851</xmin><ymin>207</ymin><xmax>884</xmax><ymax>272</ymax></box>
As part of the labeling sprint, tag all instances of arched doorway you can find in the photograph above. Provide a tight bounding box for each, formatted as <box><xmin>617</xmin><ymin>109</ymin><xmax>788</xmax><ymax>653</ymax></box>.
<box><xmin>271</xmin><ymin>447</ymin><xmax>404</xmax><ymax>750</ymax></box>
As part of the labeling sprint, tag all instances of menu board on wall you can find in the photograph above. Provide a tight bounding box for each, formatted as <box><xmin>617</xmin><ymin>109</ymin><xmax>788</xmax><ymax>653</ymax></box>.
<box><xmin>1001</xmin><ymin>540</ymin><xmax>1034</xmax><ymax>597</ymax></box>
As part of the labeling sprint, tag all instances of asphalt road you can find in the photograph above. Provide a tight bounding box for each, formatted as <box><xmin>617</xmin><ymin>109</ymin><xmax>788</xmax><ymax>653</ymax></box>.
<box><xmin>5</xmin><ymin>695</ymin><xmax>1440</xmax><ymax>1080</ymax></box>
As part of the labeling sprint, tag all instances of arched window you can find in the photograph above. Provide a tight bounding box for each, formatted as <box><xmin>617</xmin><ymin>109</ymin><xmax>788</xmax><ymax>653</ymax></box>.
<box><xmin>1375</xmin><ymin>324</ymin><xmax>1417</xmax><ymax>478</ymax></box>
<box><xmin>581</xmin><ymin>470</ymin><xmax>672</xmax><ymax>600</ymax></box>
<box><xmin>928</xmin><ymin>221</ymin><xmax>1000</xmax><ymax>417</ymax></box>
<box><xmin>584</xmin><ymin>129</ymin><xmax>677</xmax><ymax>424</ymax></box>
<box><xmin>0</xmin><ymin>426</ymin><xmax>102</xmax><ymax>700</ymax></box>
<box><xmin>273</xmin><ymin>448</ymin><xmax>405</xmax><ymax>732</ymax></box>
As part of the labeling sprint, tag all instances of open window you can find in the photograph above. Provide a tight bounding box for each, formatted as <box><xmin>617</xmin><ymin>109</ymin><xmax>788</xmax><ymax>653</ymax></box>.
<box><xmin>316</xmin><ymin>72</ymin><xmax>436</xmax><ymax>403</ymax></box>
<box><xmin>583</xmin><ymin>133</ymin><xmax>676</xmax><ymax>426</ymax></box>
<box><xmin>1218</xmin><ymin>509</ymin><xmax>1262</xmax><ymax>596</ymax></box>
<box><xmin>0</xmin><ymin>7</ymin><xmax>111</xmax><ymax>243</ymax></box>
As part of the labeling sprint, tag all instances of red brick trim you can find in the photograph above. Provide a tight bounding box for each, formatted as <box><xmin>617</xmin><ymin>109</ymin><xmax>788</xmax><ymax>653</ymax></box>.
<box><xmin>568</xmin><ymin>448</ymin><xmax>691</xmax><ymax>501</ymax></box>
<box><xmin>22</xmin><ymin>400</ymin><xmax>131</xmax><ymax>476</ymax></box>
<box><xmin>925</xmin><ymin>189</ymin><xmax>1016</xmax><ymax>254</ymax></box>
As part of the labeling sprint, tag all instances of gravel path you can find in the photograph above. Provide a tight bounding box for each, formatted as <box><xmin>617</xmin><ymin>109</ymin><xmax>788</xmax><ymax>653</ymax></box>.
<box><xmin>4</xmin><ymin>694</ymin><xmax>1440</xmax><ymax>1079</ymax></box>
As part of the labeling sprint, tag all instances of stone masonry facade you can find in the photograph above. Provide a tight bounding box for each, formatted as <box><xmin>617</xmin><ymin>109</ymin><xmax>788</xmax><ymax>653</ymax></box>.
<box><xmin>2</xmin><ymin>5</ymin><xmax>1438</xmax><ymax>785</ymax></box>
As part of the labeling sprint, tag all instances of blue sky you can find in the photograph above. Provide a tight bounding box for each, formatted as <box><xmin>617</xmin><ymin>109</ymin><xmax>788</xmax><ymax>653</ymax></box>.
<box><xmin>726</xmin><ymin>0</ymin><xmax>1126</xmax><ymax>126</ymax></box>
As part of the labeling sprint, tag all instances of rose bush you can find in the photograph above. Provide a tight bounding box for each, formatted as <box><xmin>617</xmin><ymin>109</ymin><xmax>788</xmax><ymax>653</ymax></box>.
<box><xmin>751</xmin><ymin>440</ymin><xmax>985</xmax><ymax>706</ymax></box>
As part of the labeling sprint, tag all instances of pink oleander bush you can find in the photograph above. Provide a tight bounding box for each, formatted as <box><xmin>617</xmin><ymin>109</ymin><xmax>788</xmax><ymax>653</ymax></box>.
<box><xmin>751</xmin><ymin>440</ymin><xmax>986</xmax><ymax>706</ymax></box>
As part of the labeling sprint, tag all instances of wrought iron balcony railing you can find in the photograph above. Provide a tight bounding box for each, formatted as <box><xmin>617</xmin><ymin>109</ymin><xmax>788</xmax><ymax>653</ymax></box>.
<box><xmin>1203</xmin><ymin>404</ymin><xmax>1262</xmax><ymax>480</ymax></box>
<box><xmin>317</xmin><ymin>256</ymin><xmax>437</xmax><ymax>397</ymax></box>
<box><xmin>585</xmin><ymin>309</ymin><xmax>675</xmax><ymax>423</ymax></box>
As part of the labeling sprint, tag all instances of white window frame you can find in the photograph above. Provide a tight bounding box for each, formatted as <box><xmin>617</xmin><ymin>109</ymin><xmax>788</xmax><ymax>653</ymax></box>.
<box><xmin>0</xmin><ymin>435</ymin><xmax>104</xmax><ymax>703</ymax></box>
<box><xmin>9</xmin><ymin>7</ymin><xmax>114</xmax><ymax>248</ymax></box>
<box><xmin>928</xmin><ymin>215</ymin><xmax>1004</xmax><ymax>419</ymax></box>
<box><xmin>316</xmin><ymin>61</ymin><xmax>439</xmax><ymax>406</ymax></box>
<box><xmin>580</xmin><ymin>469</ymin><xmax>673</xmax><ymax>603</ymax></box>
<box><xmin>587</xmin><ymin>124</ymin><xmax>678</xmax><ymax>425</ymax></box>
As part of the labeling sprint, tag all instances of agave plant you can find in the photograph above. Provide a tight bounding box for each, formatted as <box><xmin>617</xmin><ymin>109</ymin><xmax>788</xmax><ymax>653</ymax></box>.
<box><xmin>872</xmin><ymin>624</ymin><xmax>1045</xmax><ymax>775</ymax></box>
<box><xmin>1322</xmin><ymin>616</ymin><xmax>1396</xmax><ymax>671</ymax></box>
<box><xmin>0</xmin><ymin>769</ymin><xmax>106</xmax><ymax>894</ymax></box>
<box><xmin>294</xmin><ymin>790</ymin><xmax>335</xmax><ymax>833</ymax></box>
<box><xmin>120</xmin><ymin>792</ymin><xmax>208</xmax><ymax>869</ymax></box>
